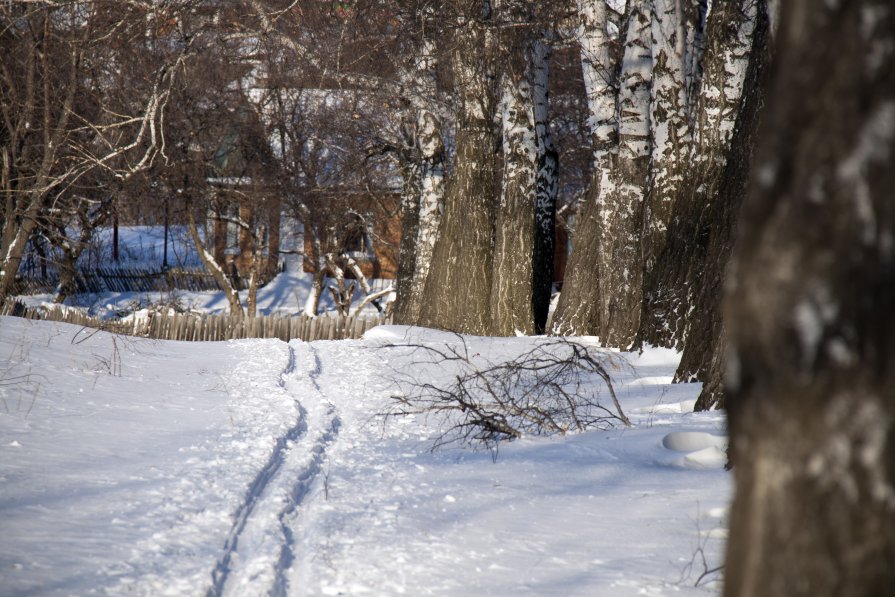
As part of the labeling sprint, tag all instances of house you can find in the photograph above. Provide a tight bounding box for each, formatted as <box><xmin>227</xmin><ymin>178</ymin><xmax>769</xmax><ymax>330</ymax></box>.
<box><xmin>301</xmin><ymin>190</ymin><xmax>400</xmax><ymax>280</ymax></box>
<box><xmin>206</xmin><ymin>177</ymin><xmax>282</xmax><ymax>283</ymax></box>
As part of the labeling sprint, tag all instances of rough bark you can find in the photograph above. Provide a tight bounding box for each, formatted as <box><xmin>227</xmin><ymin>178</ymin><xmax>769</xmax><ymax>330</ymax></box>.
<box><xmin>491</xmin><ymin>2</ymin><xmax>538</xmax><ymax>337</ymax></box>
<box><xmin>419</xmin><ymin>3</ymin><xmax>497</xmax><ymax>335</ymax></box>
<box><xmin>553</xmin><ymin>1</ymin><xmax>653</xmax><ymax>348</ymax></box>
<box><xmin>638</xmin><ymin>0</ymin><xmax>757</xmax><ymax>350</ymax></box>
<box><xmin>393</xmin><ymin>32</ymin><xmax>445</xmax><ymax>326</ymax></box>
<box><xmin>393</xmin><ymin>159</ymin><xmax>422</xmax><ymax>323</ymax></box>
<box><xmin>724</xmin><ymin>1</ymin><xmax>895</xmax><ymax>595</ymax></box>
<box><xmin>531</xmin><ymin>37</ymin><xmax>558</xmax><ymax>334</ymax></box>
<box><xmin>596</xmin><ymin>0</ymin><xmax>652</xmax><ymax>348</ymax></box>
<box><xmin>550</xmin><ymin>0</ymin><xmax>618</xmax><ymax>336</ymax></box>
<box><xmin>689</xmin><ymin>1</ymin><xmax>770</xmax><ymax>411</ymax></box>
<box><xmin>638</xmin><ymin>0</ymin><xmax>698</xmax><ymax>323</ymax></box>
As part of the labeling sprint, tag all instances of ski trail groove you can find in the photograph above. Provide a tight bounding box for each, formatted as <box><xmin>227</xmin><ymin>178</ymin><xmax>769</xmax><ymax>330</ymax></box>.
<box><xmin>207</xmin><ymin>344</ymin><xmax>306</xmax><ymax>597</ymax></box>
<box><xmin>272</xmin><ymin>343</ymin><xmax>341</xmax><ymax>596</ymax></box>
<box><xmin>210</xmin><ymin>342</ymin><xmax>342</xmax><ymax>597</ymax></box>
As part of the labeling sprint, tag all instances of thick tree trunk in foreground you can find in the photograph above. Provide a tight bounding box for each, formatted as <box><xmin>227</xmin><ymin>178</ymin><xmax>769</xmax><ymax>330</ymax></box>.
<box><xmin>724</xmin><ymin>1</ymin><xmax>895</xmax><ymax>595</ymax></box>
<box><xmin>419</xmin><ymin>4</ymin><xmax>496</xmax><ymax>335</ymax></box>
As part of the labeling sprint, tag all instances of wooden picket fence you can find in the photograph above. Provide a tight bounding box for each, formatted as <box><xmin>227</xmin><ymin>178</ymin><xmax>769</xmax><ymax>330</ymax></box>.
<box><xmin>0</xmin><ymin>300</ymin><xmax>384</xmax><ymax>343</ymax></box>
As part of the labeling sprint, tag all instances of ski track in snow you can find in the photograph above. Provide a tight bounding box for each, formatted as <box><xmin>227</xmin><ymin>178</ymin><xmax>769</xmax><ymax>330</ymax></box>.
<box><xmin>211</xmin><ymin>342</ymin><xmax>342</xmax><ymax>597</ymax></box>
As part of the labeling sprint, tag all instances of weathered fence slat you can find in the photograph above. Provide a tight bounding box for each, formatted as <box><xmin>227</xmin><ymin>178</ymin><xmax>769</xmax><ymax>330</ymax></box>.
<box><xmin>1</xmin><ymin>299</ymin><xmax>388</xmax><ymax>343</ymax></box>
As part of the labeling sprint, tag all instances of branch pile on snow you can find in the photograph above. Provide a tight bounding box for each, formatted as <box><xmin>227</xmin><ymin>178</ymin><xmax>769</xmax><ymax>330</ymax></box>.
<box><xmin>384</xmin><ymin>336</ymin><xmax>630</xmax><ymax>452</ymax></box>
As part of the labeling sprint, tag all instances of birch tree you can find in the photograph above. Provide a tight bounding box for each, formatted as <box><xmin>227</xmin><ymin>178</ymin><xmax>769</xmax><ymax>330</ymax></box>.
<box><xmin>640</xmin><ymin>0</ymin><xmax>698</xmax><ymax>302</ymax></box>
<box><xmin>687</xmin><ymin>0</ymin><xmax>770</xmax><ymax>411</ymax></box>
<box><xmin>490</xmin><ymin>0</ymin><xmax>539</xmax><ymax>337</ymax></box>
<box><xmin>724</xmin><ymin>1</ymin><xmax>895</xmax><ymax>594</ymax></box>
<box><xmin>393</xmin><ymin>8</ymin><xmax>446</xmax><ymax>326</ymax></box>
<box><xmin>638</xmin><ymin>0</ymin><xmax>757</xmax><ymax>350</ymax></box>
<box><xmin>549</xmin><ymin>0</ymin><xmax>617</xmax><ymax>337</ymax></box>
<box><xmin>531</xmin><ymin>37</ymin><xmax>559</xmax><ymax>334</ymax></box>
<box><xmin>596</xmin><ymin>1</ymin><xmax>652</xmax><ymax>347</ymax></box>
<box><xmin>552</xmin><ymin>0</ymin><xmax>653</xmax><ymax>348</ymax></box>
<box><xmin>419</xmin><ymin>1</ymin><xmax>498</xmax><ymax>335</ymax></box>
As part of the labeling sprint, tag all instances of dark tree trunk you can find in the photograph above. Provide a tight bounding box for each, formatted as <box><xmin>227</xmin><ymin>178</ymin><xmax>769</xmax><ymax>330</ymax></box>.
<box><xmin>531</xmin><ymin>37</ymin><xmax>557</xmax><ymax>335</ymax></box>
<box><xmin>688</xmin><ymin>0</ymin><xmax>771</xmax><ymax>411</ymax></box>
<box><xmin>392</xmin><ymin>161</ymin><xmax>422</xmax><ymax>325</ymax></box>
<box><xmin>724</xmin><ymin>1</ymin><xmax>895</xmax><ymax>596</ymax></box>
<box><xmin>637</xmin><ymin>0</ymin><xmax>757</xmax><ymax>350</ymax></box>
<box><xmin>419</xmin><ymin>3</ymin><xmax>497</xmax><ymax>335</ymax></box>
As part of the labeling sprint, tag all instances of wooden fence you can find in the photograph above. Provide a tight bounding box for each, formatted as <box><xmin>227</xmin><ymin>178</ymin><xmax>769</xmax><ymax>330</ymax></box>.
<box><xmin>0</xmin><ymin>301</ymin><xmax>384</xmax><ymax>343</ymax></box>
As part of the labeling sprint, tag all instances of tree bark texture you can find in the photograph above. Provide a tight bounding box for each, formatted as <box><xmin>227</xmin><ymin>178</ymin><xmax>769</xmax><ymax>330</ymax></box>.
<box><xmin>392</xmin><ymin>160</ymin><xmax>422</xmax><ymax>324</ymax></box>
<box><xmin>724</xmin><ymin>1</ymin><xmax>895</xmax><ymax>596</ymax></box>
<box><xmin>419</xmin><ymin>4</ymin><xmax>497</xmax><ymax>335</ymax></box>
<box><xmin>491</xmin><ymin>1</ymin><xmax>538</xmax><ymax>337</ymax></box>
<box><xmin>554</xmin><ymin>4</ymin><xmax>652</xmax><ymax>348</ymax></box>
<box><xmin>393</xmin><ymin>31</ymin><xmax>445</xmax><ymax>326</ymax></box>
<box><xmin>531</xmin><ymin>37</ymin><xmax>558</xmax><ymax>334</ymax></box>
<box><xmin>409</xmin><ymin>109</ymin><xmax>446</xmax><ymax>320</ymax></box>
<box><xmin>689</xmin><ymin>1</ymin><xmax>770</xmax><ymax>411</ymax></box>
<box><xmin>641</xmin><ymin>0</ymin><xmax>694</xmax><ymax>290</ymax></box>
<box><xmin>551</xmin><ymin>0</ymin><xmax>616</xmax><ymax>337</ymax></box>
<box><xmin>638</xmin><ymin>0</ymin><xmax>757</xmax><ymax>350</ymax></box>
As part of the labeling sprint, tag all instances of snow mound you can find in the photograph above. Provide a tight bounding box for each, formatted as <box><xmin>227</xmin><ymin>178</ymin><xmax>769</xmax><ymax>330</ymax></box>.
<box><xmin>681</xmin><ymin>446</ymin><xmax>728</xmax><ymax>469</ymax></box>
<box><xmin>631</xmin><ymin>399</ymin><xmax>698</xmax><ymax>414</ymax></box>
<box><xmin>661</xmin><ymin>431</ymin><xmax>728</xmax><ymax>470</ymax></box>
<box><xmin>662</xmin><ymin>430</ymin><xmax>727</xmax><ymax>452</ymax></box>
<box><xmin>362</xmin><ymin>325</ymin><xmax>470</xmax><ymax>343</ymax></box>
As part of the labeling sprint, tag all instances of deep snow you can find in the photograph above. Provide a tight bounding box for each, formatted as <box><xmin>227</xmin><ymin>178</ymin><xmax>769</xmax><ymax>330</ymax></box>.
<box><xmin>0</xmin><ymin>317</ymin><xmax>730</xmax><ymax>596</ymax></box>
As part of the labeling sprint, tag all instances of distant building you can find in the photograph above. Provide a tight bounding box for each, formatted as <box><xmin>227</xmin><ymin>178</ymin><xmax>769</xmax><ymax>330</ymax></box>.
<box><xmin>301</xmin><ymin>190</ymin><xmax>400</xmax><ymax>280</ymax></box>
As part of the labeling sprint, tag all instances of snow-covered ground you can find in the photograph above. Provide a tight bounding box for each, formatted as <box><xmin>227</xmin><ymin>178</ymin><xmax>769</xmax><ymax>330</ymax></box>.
<box><xmin>0</xmin><ymin>317</ymin><xmax>730</xmax><ymax>596</ymax></box>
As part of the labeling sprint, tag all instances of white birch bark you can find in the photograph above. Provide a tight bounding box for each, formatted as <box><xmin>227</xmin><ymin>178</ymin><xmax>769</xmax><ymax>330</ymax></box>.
<box><xmin>187</xmin><ymin>207</ymin><xmax>245</xmax><ymax>319</ymax></box>
<box><xmin>644</xmin><ymin>0</ymin><xmax>692</xmax><ymax>270</ymax></box>
<box><xmin>551</xmin><ymin>0</ymin><xmax>617</xmax><ymax>336</ymax></box>
<box><xmin>393</xmin><ymin>34</ymin><xmax>444</xmax><ymax>325</ymax></box>
<box><xmin>578</xmin><ymin>0</ymin><xmax>617</xmax><ymax>182</ymax></box>
<box><xmin>694</xmin><ymin>0</ymin><xmax>757</xmax><ymax>167</ymax></box>
<box><xmin>298</xmin><ymin>206</ymin><xmax>326</xmax><ymax>318</ymax></box>
<box><xmin>638</xmin><ymin>0</ymin><xmax>758</xmax><ymax>350</ymax></box>
<box><xmin>597</xmin><ymin>1</ymin><xmax>653</xmax><ymax>347</ymax></box>
<box><xmin>532</xmin><ymin>37</ymin><xmax>558</xmax><ymax>333</ymax></box>
<box><xmin>491</xmin><ymin>58</ymin><xmax>538</xmax><ymax>336</ymax></box>
<box><xmin>409</xmin><ymin>106</ymin><xmax>444</xmax><ymax>312</ymax></box>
